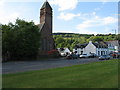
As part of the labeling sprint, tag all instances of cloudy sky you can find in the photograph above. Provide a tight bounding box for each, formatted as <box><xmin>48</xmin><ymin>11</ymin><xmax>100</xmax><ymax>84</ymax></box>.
<box><xmin>0</xmin><ymin>0</ymin><xmax>119</xmax><ymax>34</ymax></box>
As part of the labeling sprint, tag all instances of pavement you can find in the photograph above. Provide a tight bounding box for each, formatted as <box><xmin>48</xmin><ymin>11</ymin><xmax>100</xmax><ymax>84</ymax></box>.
<box><xmin>2</xmin><ymin>57</ymin><xmax>101</xmax><ymax>74</ymax></box>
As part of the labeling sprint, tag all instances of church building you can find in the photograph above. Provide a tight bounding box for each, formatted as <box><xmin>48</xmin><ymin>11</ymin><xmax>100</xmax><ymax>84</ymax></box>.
<box><xmin>37</xmin><ymin>0</ymin><xmax>55</xmax><ymax>57</ymax></box>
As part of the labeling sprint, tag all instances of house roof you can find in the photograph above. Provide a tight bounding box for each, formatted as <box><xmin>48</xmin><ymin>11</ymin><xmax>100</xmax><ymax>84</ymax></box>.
<box><xmin>105</xmin><ymin>40</ymin><xmax>119</xmax><ymax>46</ymax></box>
<box><xmin>75</xmin><ymin>41</ymin><xmax>108</xmax><ymax>48</ymax></box>
<box><xmin>92</xmin><ymin>42</ymin><xmax>107</xmax><ymax>48</ymax></box>
<box><xmin>75</xmin><ymin>43</ymin><xmax>88</xmax><ymax>49</ymax></box>
<box><xmin>57</xmin><ymin>48</ymin><xmax>70</xmax><ymax>53</ymax></box>
<box><xmin>41</xmin><ymin>1</ymin><xmax>52</xmax><ymax>10</ymax></box>
<box><xmin>37</xmin><ymin>22</ymin><xmax>45</xmax><ymax>32</ymax></box>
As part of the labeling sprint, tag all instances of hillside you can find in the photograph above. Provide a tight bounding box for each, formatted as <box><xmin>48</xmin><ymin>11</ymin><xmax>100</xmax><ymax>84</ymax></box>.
<box><xmin>53</xmin><ymin>33</ymin><xmax>118</xmax><ymax>50</ymax></box>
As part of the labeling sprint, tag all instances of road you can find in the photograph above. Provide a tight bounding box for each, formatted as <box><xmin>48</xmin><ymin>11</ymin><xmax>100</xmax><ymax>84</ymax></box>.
<box><xmin>2</xmin><ymin>58</ymin><xmax>101</xmax><ymax>74</ymax></box>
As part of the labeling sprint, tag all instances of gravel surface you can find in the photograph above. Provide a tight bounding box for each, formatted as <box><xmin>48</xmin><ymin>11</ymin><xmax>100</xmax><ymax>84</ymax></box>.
<box><xmin>2</xmin><ymin>57</ymin><xmax>101</xmax><ymax>74</ymax></box>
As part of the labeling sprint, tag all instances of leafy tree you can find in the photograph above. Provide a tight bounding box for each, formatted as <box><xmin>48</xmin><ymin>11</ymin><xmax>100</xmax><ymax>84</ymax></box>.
<box><xmin>2</xmin><ymin>19</ymin><xmax>40</xmax><ymax>60</ymax></box>
<box><xmin>87</xmin><ymin>36</ymin><xmax>103</xmax><ymax>42</ymax></box>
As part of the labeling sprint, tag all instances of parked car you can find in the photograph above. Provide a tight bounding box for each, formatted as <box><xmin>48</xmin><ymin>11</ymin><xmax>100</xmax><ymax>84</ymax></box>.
<box><xmin>88</xmin><ymin>53</ymin><xmax>97</xmax><ymax>58</ymax></box>
<box><xmin>117</xmin><ymin>53</ymin><xmax>120</xmax><ymax>58</ymax></box>
<box><xmin>66</xmin><ymin>55</ymin><xmax>72</xmax><ymax>59</ymax></box>
<box><xmin>66</xmin><ymin>54</ymin><xmax>78</xmax><ymax>59</ymax></box>
<box><xmin>79</xmin><ymin>54</ymin><xmax>89</xmax><ymax>58</ymax></box>
<box><xmin>99</xmin><ymin>55</ymin><xmax>111</xmax><ymax>60</ymax></box>
<box><xmin>112</xmin><ymin>53</ymin><xmax>120</xmax><ymax>58</ymax></box>
<box><xmin>60</xmin><ymin>53</ymin><xmax>66</xmax><ymax>57</ymax></box>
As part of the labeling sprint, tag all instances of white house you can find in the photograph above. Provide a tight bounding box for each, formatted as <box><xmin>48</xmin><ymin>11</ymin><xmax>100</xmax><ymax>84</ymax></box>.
<box><xmin>57</xmin><ymin>48</ymin><xmax>71</xmax><ymax>56</ymax></box>
<box><xmin>73</xmin><ymin>41</ymin><xmax>108</xmax><ymax>56</ymax></box>
<box><xmin>105</xmin><ymin>40</ymin><xmax>119</xmax><ymax>54</ymax></box>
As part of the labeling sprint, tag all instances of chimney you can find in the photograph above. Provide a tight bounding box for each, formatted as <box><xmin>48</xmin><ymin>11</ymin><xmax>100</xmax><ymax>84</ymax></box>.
<box><xmin>89</xmin><ymin>41</ymin><xmax>92</xmax><ymax>44</ymax></box>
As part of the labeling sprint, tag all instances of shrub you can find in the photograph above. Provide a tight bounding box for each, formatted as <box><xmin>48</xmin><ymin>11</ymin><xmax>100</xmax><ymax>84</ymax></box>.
<box><xmin>48</xmin><ymin>49</ymin><xmax>60</xmax><ymax>58</ymax></box>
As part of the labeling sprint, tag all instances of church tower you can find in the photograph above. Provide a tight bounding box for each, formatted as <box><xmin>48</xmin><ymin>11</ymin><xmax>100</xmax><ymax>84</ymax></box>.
<box><xmin>38</xmin><ymin>0</ymin><xmax>55</xmax><ymax>57</ymax></box>
<box><xmin>40</xmin><ymin>0</ymin><xmax>52</xmax><ymax>33</ymax></box>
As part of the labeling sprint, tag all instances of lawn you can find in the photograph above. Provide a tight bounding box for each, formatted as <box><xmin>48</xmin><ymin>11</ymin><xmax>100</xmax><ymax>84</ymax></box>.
<box><xmin>2</xmin><ymin>59</ymin><xmax>118</xmax><ymax>88</ymax></box>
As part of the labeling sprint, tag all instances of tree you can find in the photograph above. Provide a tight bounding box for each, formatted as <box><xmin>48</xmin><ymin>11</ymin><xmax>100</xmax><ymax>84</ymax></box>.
<box><xmin>53</xmin><ymin>33</ymin><xmax>118</xmax><ymax>51</ymax></box>
<box><xmin>2</xmin><ymin>19</ymin><xmax>40</xmax><ymax>60</ymax></box>
<box><xmin>88</xmin><ymin>36</ymin><xmax>103</xmax><ymax>42</ymax></box>
<box><xmin>54</xmin><ymin>36</ymin><xmax>65</xmax><ymax>48</ymax></box>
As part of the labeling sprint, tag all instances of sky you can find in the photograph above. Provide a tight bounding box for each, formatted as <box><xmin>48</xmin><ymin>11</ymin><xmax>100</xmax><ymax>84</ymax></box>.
<box><xmin>0</xmin><ymin>0</ymin><xmax>119</xmax><ymax>35</ymax></box>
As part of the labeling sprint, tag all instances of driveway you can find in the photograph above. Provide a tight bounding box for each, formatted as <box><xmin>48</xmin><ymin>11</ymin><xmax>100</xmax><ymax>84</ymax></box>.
<box><xmin>2</xmin><ymin>58</ymin><xmax>101</xmax><ymax>74</ymax></box>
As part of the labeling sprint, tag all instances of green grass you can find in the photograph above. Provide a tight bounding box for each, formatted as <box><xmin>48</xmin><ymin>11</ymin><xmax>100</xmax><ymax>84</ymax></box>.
<box><xmin>3</xmin><ymin>59</ymin><xmax>118</xmax><ymax>88</ymax></box>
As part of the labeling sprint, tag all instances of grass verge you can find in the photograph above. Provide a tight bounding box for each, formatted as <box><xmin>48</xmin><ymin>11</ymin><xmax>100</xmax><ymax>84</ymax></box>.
<box><xmin>2</xmin><ymin>59</ymin><xmax>118</xmax><ymax>88</ymax></box>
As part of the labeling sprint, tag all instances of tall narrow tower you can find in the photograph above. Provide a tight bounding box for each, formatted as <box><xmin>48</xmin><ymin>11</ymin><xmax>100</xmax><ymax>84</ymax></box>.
<box><xmin>38</xmin><ymin>0</ymin><xmax>55</xmax><ymax>57</ymax></box>
<box><xmin>40</xmin><ymin>0</ymin><xmax>52</xmax><ymax>33</ymax></box>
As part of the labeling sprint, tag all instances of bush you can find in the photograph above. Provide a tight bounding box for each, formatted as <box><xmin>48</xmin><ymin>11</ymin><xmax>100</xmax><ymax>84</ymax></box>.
<box><xmin>48</xmin><ymin>49</ymin><xmax>60</xmax><ymax>58</ymax></box>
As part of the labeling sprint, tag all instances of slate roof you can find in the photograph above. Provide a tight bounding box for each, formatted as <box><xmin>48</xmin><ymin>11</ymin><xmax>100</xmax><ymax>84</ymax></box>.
<box><xmin>105</xmin><ymin>40</ymin><xmax>119</xmax><ymax>46</ymax></box>
<box><xmin>92</xmin><ymin>42</ymin><xmax>108</xmax><ymax>48</ymax></box>
<box><xmin>57</xmin><ymin>48</ymin><xmax>65</xmax><ymax>53</ymax></box>
<box><xmin>41</xmin><ymin>1</ymin><xmax>52</xmax><ymax>10</ymax></box>
<box><xmin>75</xmin><ymin>41</ymin><xmax>108</xmax><ymax>48</ymax></box>
<box><xmin>75</xmin><ymin>43</ymin><xmax>88</xmax><ymax>49</ymax></box>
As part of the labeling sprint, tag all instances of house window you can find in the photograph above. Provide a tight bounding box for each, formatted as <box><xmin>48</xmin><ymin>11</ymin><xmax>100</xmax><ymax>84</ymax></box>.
<box><xmin>42</xmin><ymin>38</ymin><xmax>47</xmax><ymax>51</ymax></box>
<box><xmin>98</xmin><ymin>51</ymin><xmax>100</xmax><ymax>55</ymax></box>
<box><xmin>106</xmin><ymin>51</ymin><xmax>107</xmax><ymax>55</ymax></box>
<box><xmin>81</xmin><ymin>51</ymin><xmax>83</xmax><ymax>55</ymax></box>
<box><xmin>75</xmin><ymin>51</ymin><xmax>77</xmax><ymax>53</ymax></box>
<box><xmin>41</xmin><ymin>39</ymin><xmax>45</xmax><ymax>50</ymax></box>
<box><xmin>103</xmin><ymin>51</ymin><xmax>105</xmax><ymax>55</ymax></box>
<box><xmin>101</xmin><ymin>51</ymin><xmax>103</xmax><ymax>55</ymax></box>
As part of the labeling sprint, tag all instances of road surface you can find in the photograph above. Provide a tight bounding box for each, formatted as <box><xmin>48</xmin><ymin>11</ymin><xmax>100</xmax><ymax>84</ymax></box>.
<box><xmin>2</xmin><ymin>58</ymin><xmax>101</xmax><ymax>74</ymax></box>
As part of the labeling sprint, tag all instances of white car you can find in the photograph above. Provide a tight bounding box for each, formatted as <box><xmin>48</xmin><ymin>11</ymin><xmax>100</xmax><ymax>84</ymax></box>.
<box><xmin>60</xmin><ymin>53</ymin><xmax>66</xmax><ymax>56</ymax></box>
<box><xmin>99</xmin><ymin>55</ymin><xmax>111</xmax><ymax>60</ymax></box>
<box><xmin>79</xmin><ymin>54</ymin><xmax>89</xmax><ymax>58</ymax></box>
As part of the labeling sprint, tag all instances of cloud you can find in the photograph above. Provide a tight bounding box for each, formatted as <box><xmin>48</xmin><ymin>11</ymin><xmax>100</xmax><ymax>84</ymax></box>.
<box><xmin>57</xmin><ymin>12</ymin><xmax>97</xmax><ymax>21</ymax></box>
<box><xmin>33</xmin><ymin>20</ymin><xmax>39</xmax><ymax>25</ymax></box>
<box><xmin>0</xmin><ymin>1</ymin><xmax>20</xmax><ymax>24</ymax></box>
<box><xmin>57</xmin><ymin>12</ymin><xmax>81</xmax><ymax>21</ymax></box>
<box><xmin>76</xmin><ymin>15</ymin><xmax>117</xmax><ymax>34</ymax></box>
<box><xmin>0</xmin><ymin>0</ymin><xmax>5</xmax><ymax>6</ymax></box>
<box><xmin>103</xmin><ymin>17</ymin><xmax>117</xmax><ymax>25</ymax></box>
<box><xmin>0</xmin><ymin>2</ymin><xmax>37</xmax><ymax>25</ymax></box>
<box><xmin>94</xmin><ymin>7</ymin><xmax>101</xmax><ymax>11</ymax></box>
<box><xmin>100</xmin><ymin>0</ymin><xmax>118</xmax><ymax>4</ymax></box>
<box><xmin>76</xmin><ymin>29</ymin><xmax>98</xmax><ymax>35</ymax></box>
<box><xmin>57</xmin><ymin>11</ymin><xmax>117</xmax><ymax>34</ymax></box>
<box><xmin>100</xmin><ymin>0</ymin><xmax>108</xmax><ymax>4</ymax></box>
<box><xmin>0</xmin><ymin>12</ymin><xmax>20</xmax><ymax>24</ymax></box>
<box><xmin>54</xmin><ymin>30</ymin><xmax>73</xmax><ymax>33</ymax></box>
<box><xmin>76</xmin><ymin>16</ymin><xmax>117</xmax><ymax>29</ymax></box>
<box><xmin>50</xmin><ymin>0</ymin><xmax>79</xmax><ymax>11</ymax></box>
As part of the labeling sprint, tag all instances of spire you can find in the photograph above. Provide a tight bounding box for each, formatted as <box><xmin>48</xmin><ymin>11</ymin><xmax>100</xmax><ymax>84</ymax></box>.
<box><xmin>41</xmin><ymin>0</ymin><xmax>52</xmax><ymax>10</ymax></box>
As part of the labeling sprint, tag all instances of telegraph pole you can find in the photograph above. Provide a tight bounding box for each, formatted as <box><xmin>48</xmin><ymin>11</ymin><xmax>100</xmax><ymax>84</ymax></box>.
<box><xmin>112</xmin><ymin>29</ymin><xmax>116</xmax><ymax>35</ymax></box>
<box><xmin>112</xmin><ymin>29</ymin><xmax>117</xmax><ymax>58</ymax></box>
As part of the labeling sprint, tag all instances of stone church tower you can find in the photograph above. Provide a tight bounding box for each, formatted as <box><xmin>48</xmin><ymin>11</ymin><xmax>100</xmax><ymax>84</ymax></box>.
<box><xmin>38</xmin><ymin>0</ymin><xmax>55</xmax><ymax>57</ymax></box>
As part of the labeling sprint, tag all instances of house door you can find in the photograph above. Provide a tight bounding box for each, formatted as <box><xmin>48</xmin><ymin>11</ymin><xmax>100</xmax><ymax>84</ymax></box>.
<box><xmin>101</xmin><ymin>51</ymin><xmax>103</xmax><ymax>55</ymax></box>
